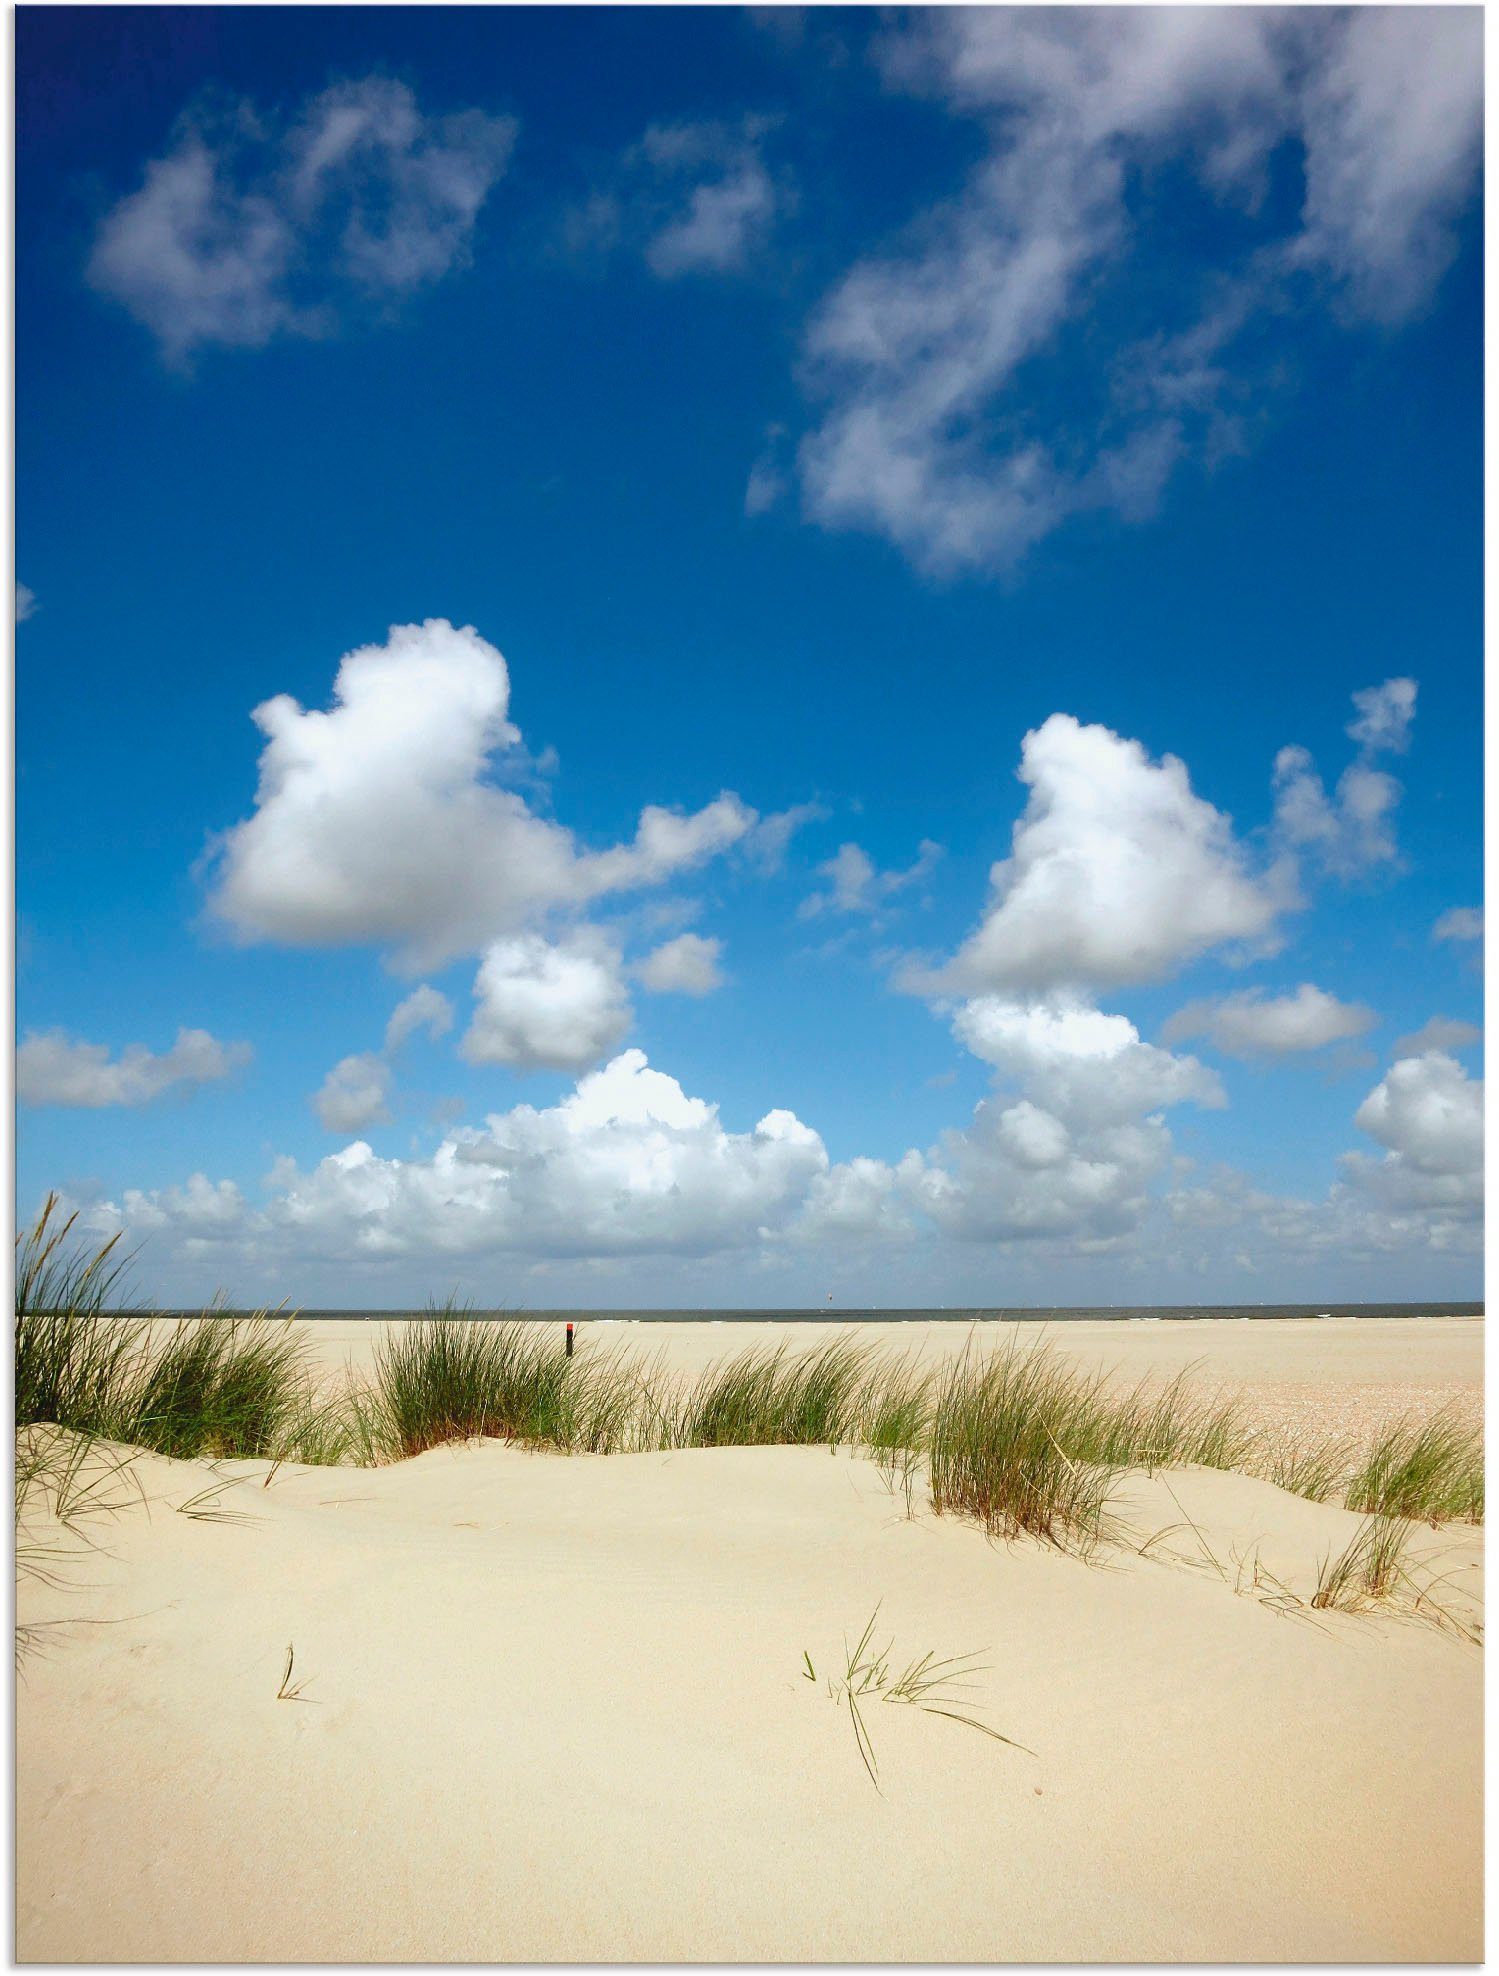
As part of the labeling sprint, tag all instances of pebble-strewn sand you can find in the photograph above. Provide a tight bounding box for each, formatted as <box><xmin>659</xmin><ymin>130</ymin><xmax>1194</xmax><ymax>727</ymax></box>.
<box><xmin>16</xmin><ymin>1317</ymin><xmax>1483</xmax><ymax>1962</ymax></box>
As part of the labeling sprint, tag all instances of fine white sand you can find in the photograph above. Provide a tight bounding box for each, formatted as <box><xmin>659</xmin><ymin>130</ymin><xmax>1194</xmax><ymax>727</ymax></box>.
<box><xmin>16</xmin><ymin>1317</ymin><xmax>1483</xmax><ymax>1963</ymax></box>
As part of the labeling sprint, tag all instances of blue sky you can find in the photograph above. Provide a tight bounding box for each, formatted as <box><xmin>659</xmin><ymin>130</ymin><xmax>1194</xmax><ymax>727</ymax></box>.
<box><xmin>16</xmin><ymin>6</ymin><xmax>1484</xmax><ymax>1308</ymax></box>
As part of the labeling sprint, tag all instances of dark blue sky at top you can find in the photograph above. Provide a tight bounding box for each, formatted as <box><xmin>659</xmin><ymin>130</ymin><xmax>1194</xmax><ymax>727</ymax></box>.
<box><xmin>14</xmin><ymin>7</ymin><xmax>1484</xmax><ymax>1303</ymax></box>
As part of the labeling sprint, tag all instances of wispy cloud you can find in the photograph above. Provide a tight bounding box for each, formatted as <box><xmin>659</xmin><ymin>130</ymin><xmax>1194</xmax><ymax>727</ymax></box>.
<box><xmin>563</xmin><ymin>115</ymin><xmax>785</xmax><ymax>280</ymax></box>
<box><xmin>89</xmin><ymin>78</ymin><xmax>516</xmax><ymax>362</ymax></box>
<box><xmin>798</xmin><ymin>838</ymin><xmax>941</xmax><ymax>920</ymax></box>
<box><xmin>788</xmin><ymin>9</ymin><xmax>1480</xmax><ymax>575</ymax></box>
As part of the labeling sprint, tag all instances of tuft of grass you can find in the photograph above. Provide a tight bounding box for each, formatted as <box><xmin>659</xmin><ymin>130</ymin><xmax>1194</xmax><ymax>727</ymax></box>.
<box><xmin>1256</xmin><ymin>1431</ymin><xmax>1354</xmax><ymax>1504</ymax></box>
<box><xmin>860</xmin><ymin>1357</ymin><xmax>932</xmax><ymax>1464</ymax></box>
<box><xmin>926</xmin><ymin>1342</ymin><xmax>1118</xmax><ymax>1551</ymax></box>
<box><xmin>1311</xmin><ymin>1513</ymin><xmax>1412</xmax><ymax>1612</ymax></box>
<box><xmin>370</xmin><ymin>1311</ymin><xmax>608</xmax><ymax>1458</ymax></box>
<box><xmin>1344</xmin><ymin>1409</ymin><xmax>1483</xmax><ymax>1525</ymax></box>
<box><xmin>811</xmin><ymin>1604</ymin><xmax>1033</xmax><ymax>1792</ymax></box>
<box><xmin>16</xmin><ymin>1196</ymin><xmax>149</xmax><ymax>1436</ymax></box>
<box><xmin>124</xmin><ymin>1315</ymin><xmax>310</xmax><ymax>1460</ymax></box>
<box><xmin>669</xmin><ymin>1339</ymin><xmax>874</xmax><ymax>1450</ymax></box>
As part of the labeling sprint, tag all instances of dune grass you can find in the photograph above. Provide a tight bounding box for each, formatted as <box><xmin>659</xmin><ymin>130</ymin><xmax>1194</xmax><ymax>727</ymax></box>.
<box><xmin>668</xmin><ymin>1338</ymin><xmax>874</xmax><ymax>1449</ymax></box>
<box><xmin>16</xmin><ymin>1198</ymin><xmax>149</xmax><ymax>1438</ymax></box>
<box><xmin>1311</xmin><ymin>1514</ymin><xmax>1412</xmax><ymax>1612</ymax></box>
<box><xmin>12</xmin><ymin>1202</ymin><xmax>1484</xmax><ymax>1578</ymax></box>
<box><xmin>1344</xmin><ymin>1408</ymin><xmax>1484</xmax><ymax>1525</ymax></box>
<box><xmin>926</xmin><ymin>1342</ymin><xmax>1121</xmax><ymax>1550</ymax></box>
<box><xmin>16</xmin><ymin>1196</ymin><xmax>323</xmax><ymax>1462</ymax></box>
<box><xmin>1255</xmin><ymin>1432</ymin><xmax>1355</xmax><ymax>1504</ymax></box>
<box><xmin>806</xmin><ymin>1604</ymin><xmax>1033</xmax><ymax>1792</ymax></box>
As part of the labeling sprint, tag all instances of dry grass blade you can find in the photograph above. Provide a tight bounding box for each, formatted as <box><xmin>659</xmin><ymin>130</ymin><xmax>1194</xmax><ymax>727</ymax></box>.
<box><xmin>174</xmin><ymin>1479</ymin><xmax>261</xmax><ymax>1526</ymax></box>
<box><xmin>276</xmin><ymin>1642</ymin><xmax>317</xmax><ymax>1702</ymax></box>
<box><xmin>808</xmin><ymin>1605</ymin><xmax>1033</xmax><ymax>1792</ymax></box>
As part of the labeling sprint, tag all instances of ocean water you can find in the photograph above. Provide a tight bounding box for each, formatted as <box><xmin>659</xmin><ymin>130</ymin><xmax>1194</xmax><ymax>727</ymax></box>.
<box><xmin>279</xmin><ymin>1302</ymin><xmax>1483</xmax><ymax>1323</ymax></box>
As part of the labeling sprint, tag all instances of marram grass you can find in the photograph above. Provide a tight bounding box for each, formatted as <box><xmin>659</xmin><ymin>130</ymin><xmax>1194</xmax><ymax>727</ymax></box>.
<box><xmin>13</xmin><ymin>1202</ymin><xmax>1484</xmax><ymax>1563</ymax></box>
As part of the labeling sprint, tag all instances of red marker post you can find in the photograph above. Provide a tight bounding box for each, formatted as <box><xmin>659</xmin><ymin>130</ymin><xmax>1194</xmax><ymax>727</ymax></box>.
<box><xmin>565</xmin><ymin>1321</ymin><xmax>575</xmax><ymax>1360</ymax></box>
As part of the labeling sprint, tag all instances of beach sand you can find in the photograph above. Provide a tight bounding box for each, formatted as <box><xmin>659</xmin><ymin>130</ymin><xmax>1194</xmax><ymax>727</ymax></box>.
<box><xmin>16</xmin><ymin>1317</ymin><xmax>1483</xmax><ymax>1962</ymax></box>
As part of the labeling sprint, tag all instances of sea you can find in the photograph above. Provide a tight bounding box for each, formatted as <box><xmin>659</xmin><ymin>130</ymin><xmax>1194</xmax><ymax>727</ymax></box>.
<box><xmin>276</xmin><ymin>1302</ymin><xmax>1483</xmax><ymax>1324</ymax></box>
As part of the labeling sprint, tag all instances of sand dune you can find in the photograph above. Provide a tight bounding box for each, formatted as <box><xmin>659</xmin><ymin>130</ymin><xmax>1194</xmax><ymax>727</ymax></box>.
<box><xmin>17</xmin><ymin>1398</ymin><xmax>1482</xmax><ymax>1962</ymax></box>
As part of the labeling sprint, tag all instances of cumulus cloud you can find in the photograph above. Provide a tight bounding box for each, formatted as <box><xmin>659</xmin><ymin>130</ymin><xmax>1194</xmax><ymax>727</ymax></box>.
<box><xmin>311</xmin><ymin>983</ymin><xmax>454</xmax><ymax>1132</ymax></box>
<box><xmin>1342</xmin><ymin>1051</ymin><xmax>1483</xmax><ymax>1215</ymax></box>
<box><xmin>17</xmin><ymin>1027</ymin><xmax>250</xmax><ymax>1108</ymax></box>
<box><xmin>799</xmin><ymin>838</ymin><xmax>942</xmax><ymax>919</ymax></box>
<box><xmin>1392</xmin><ymin>1016</ymin><xmax>1481</xmax><ymax>1058</ymax></box>
<box><xmin>1345</xmin><ymin>676</ymin><xmax>1417</xmax><ymax>754</ymax></box>
<box><xmin>107</xmin><ymin>1051</ymin><xmax>830</xmax><ymax>1265</ymax></box>
<box><xmin>889</xmin><ymin>988</ymin><xmax>1224</xmax><ymax>1245</ymax></box>
<box><xmin>923</xmin><ymin>713</ymin><xmax>1283</xmax><ymax>996</ymax></box>
<box><xmin>953</xmin><ymin>996</ymin><xmax>1225</xmax><ymax>1126</ymax></box>
<box><xmin>791</xmin><ymin>10</ymin><xmax>1479</xmax><ymax>574</ymax></box>
<box><xmin>461</xmin><ymin>932</ymin><xmax>632</xmax><ymax>1072</ymax></box>
<box><xmin>89</xmin><ymin>77</ymin><xmax>515</xmax><ymax>361</ymax></box>
<box><xmin>384</xmin><ymin>983</ymin><xmax>454</xmax><ymax>1051</ymax></box>
<box><xmin>1163</xmin><ymin>984</ymin><xmax>1376</xmax><ymax>1060</ymax></box>
<box><xmin>565</xmin><ymin>116</ymin><xmax>783</xmax><ymax>280</ymax></box>
<box><xmin>68</xmin><ymin>1017</ymin><xmax>1478</xmax><ymax>1289</ymax></box>
<box><xmin>1271</xmin><ymin>677</ymin><xmax>1417</xmax><ymax>881</ymax></box>
<box><xmin>1271</xmin><ymin>748</ymin><xmax>1403</xmax><ymax>878</ymax></box>
<box><xmin>636</xmin><ymin>933</ymin><xmax>726</xmax><ymax>997</ymax></box>
<box><xmin>1433</xmin><ymin>907</ymin><xmax>1483</xmax><ymax>944</ymax></box>
<box><xmin>206</xmin><ymin>619</ymin><xmax>756</xmax><ymax>969</ymax></box>
<box><xmin>313</xmin><ymin>1052</ymin><xmax>391</xmax><ymax>1134</ymax></box>
<box><xmin>16</xmin><ymin>583</ymin><xmax>35</xmax><ymax>623</ymax></box>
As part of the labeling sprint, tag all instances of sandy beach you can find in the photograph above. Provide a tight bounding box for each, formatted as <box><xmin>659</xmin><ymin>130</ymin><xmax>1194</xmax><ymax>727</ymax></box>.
<box><xmin>16</xmin><ymin>1316</ymin><xmax>1483</xmax><ymax>1962</ymax></box>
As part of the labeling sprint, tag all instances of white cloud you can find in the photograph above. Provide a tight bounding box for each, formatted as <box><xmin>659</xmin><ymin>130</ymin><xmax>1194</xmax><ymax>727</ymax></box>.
<box><xmin>636</xmin><ymin>933</ymin><xmax>726</xmax><ymax>997</ymax></box>
<box><xmin>115</xmin><ymin>1173</ymin><xmax>248</xmax><ymax>1240</ymax></box>
<box><xmin>746</xmin><ymin>801</ymin><xmax>829</xmax><ymax>870</ymax></box>
<box><xmin>70</xmin><ymin>1021</ymin><xmax>1477</xmax><ymax>1291</ymax></box>
<box><xmin>1163</xmin><ymin>984</ymin><xmax>1376</xmax><ymax>1060</ymax></box>
<box><xmin>462</xmin><ymin>932</ymin><xmax>631</xmax><ymax>1073</ymax></box>
<box><xmin>924</xmin><ymin>713</ymin><xmax>1283</xmax><ymax>995</ymax></box>
<box><xmin>896</xmin><ymin>988</ymin><xmax>1223</xmax><ymax>1245</ymax></box>
<box><xmin>1345</xmin><ymin>676</ymin><xmax>1417</xmax><ymax>754</ymax></box>
<box><xmin>799</xmin><ymin>838</ymin><xmax>942</xmax><ymax>919</ymax></box>
<box><xmin>206</xmin><ymin>619</ymin><xmax>756</xmax><ymax>969</ymax></box>
<box><xmin>1271</xmin><ymin>677</ymin><xmax>1417</xmax><ymax>881</ymax></box>
<box><xmin>1392</xmin><ymin>1016</ymin><xmax>1481</xmax><ymax>1058</ymax></box>
<box><xmin>16</xmin><ymin>584</ymin><xmax>36</xmax><ymax>624</ymax></box>
<box><xmin>790</xmin><ymin>11</ymin><xmax>1479</xmax><ymax>574</ymax></box>
<box><xmin>795</xmin><ymin>1156</ymin><xmax>911</xmax><ymax>1244</ymax></box>
<box><xmin>1342</xmin><ymin>1051</ymin><xmax>1483</xmax><ymax>1215</ymax></box>
<box><xmin>1271</xmin><ymin>748</ymin><xmax>1402</xmax><ymax>879</ymax></box>
<box><xmin>89</xmin><ymin>78</ymin><xmax>515</xmax><ymax>361</ymax></box>
<box><xmin>111</xmin><ymin>1050</ymin><xmax>830</xmax><ymax>1264</ymax></box>
<box><xmin>313</xmin><ymin>1052</ymin><xmax>391</xmax><ymax>1134</ymax></box>
<box><xmin>311</xmin><ymin>984</ymin><xmax>455</xmax><ymax>1134</ymax></box>
<box><xmin>643</xmin><ymin>120</ymin><xmax>780</xmax><ymax>278</ymax></box>
<box><xmin>1293</xmin><ymin>8</ymin><xmax>1483</xmax><ymax>322</ymax></box>
<box><xmin>17</xmin><ymin>1027</ymin><xmax>250</xmax><ymax>1108</ymax></box>
<box><xmin>567</xmin><ymin>116</ymin><xmax>783</xmax><ymax>281</ymax></box>
<box><xmin>1433</xmin><ymin>907</ymin><xmax>1483</xmax><ymax>944</ymax></box>
<box><xmin>952</xmin><ymin>996</ymin><xmax>1224</xmax><ymax>1127</ymax></box>
<box><xmin>384</xmin><ymin>984</ymin><xmax>454</xmax><ymax>1052</ymax></box>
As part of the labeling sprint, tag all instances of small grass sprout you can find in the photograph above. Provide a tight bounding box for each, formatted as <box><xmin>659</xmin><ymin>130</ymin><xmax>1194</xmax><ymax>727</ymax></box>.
<box><xmin>810</xmin><ymin>1604</ymin><xmax>1033</xmax><ymax>1793</ymax></box>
